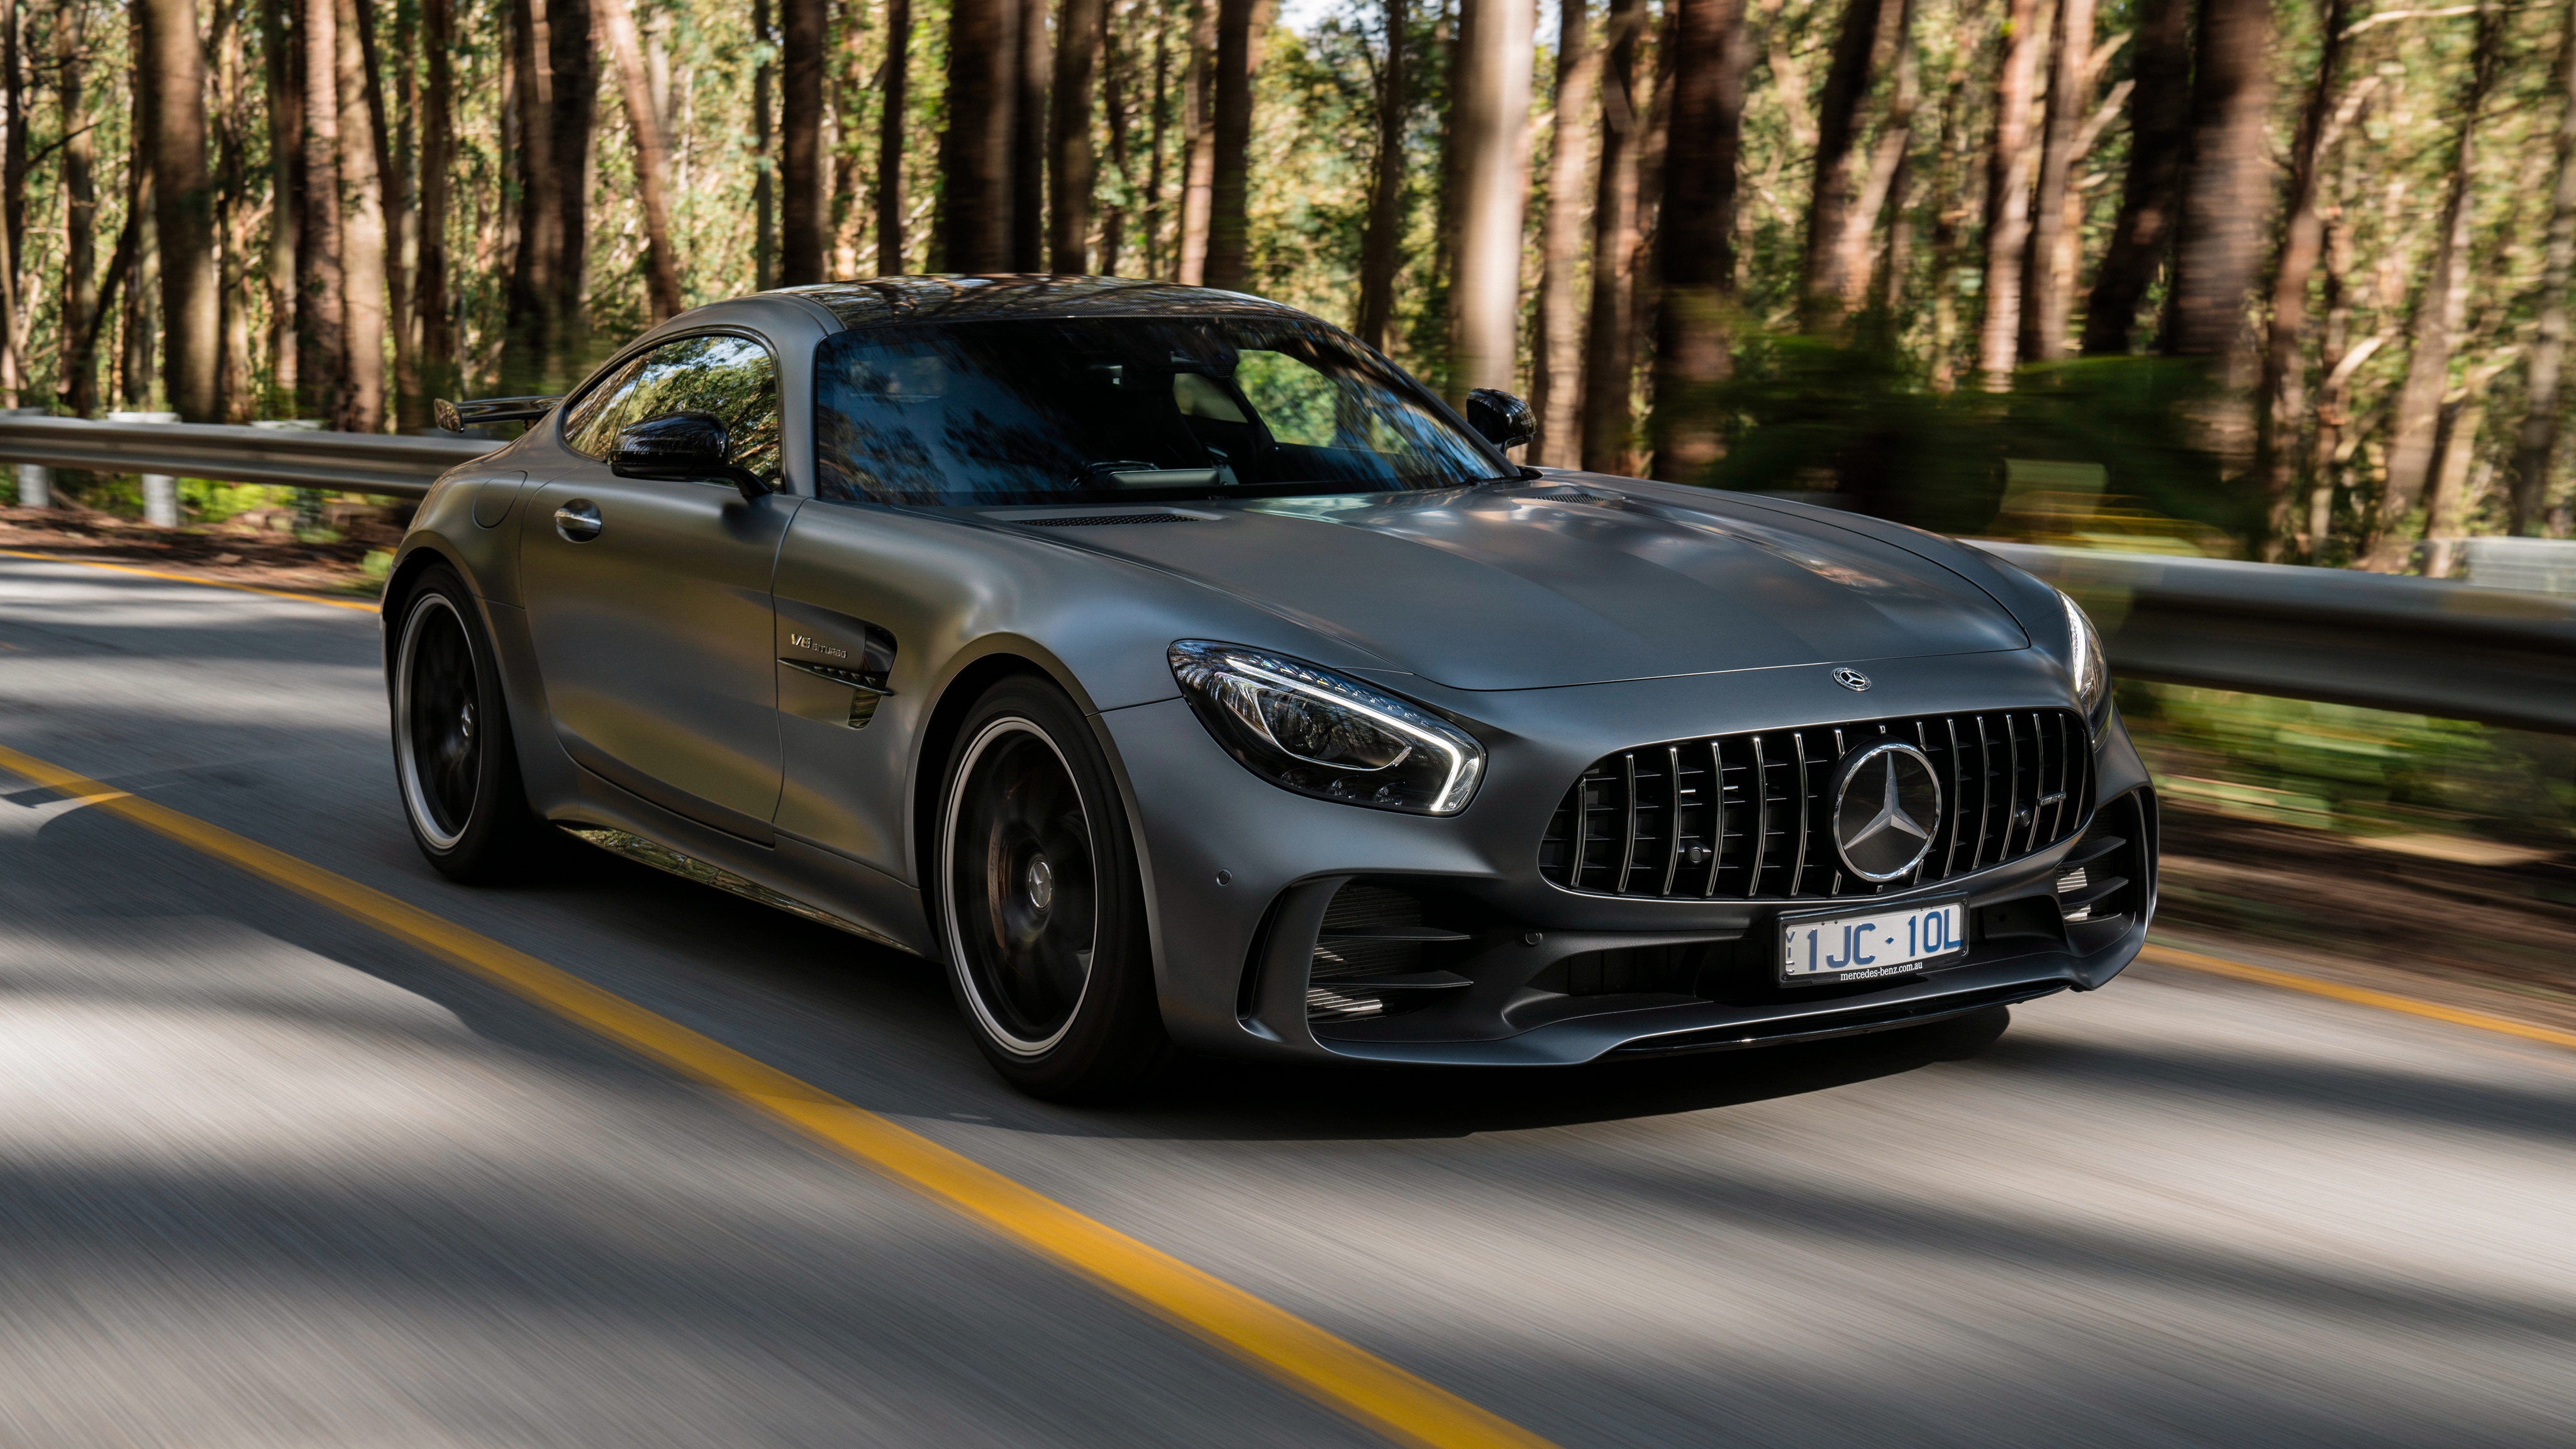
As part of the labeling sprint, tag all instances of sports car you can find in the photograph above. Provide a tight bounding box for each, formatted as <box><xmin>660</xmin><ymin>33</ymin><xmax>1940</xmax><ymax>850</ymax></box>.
<box><xmin>387</xmin><ymin>275</ymin><xmax>2156</xmax><ymax>1097</ymax></box>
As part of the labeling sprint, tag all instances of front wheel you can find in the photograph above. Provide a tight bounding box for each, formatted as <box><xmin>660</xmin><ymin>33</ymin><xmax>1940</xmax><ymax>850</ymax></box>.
<box><xmin>391</xmin><ymin>564</ymin><xmax>553</xmax><ymax>882</ymax></box>
<box><xmin>936</xmin><ymin>677</ymin><xmax>1175</xmax><ymax>1099</ymax></box>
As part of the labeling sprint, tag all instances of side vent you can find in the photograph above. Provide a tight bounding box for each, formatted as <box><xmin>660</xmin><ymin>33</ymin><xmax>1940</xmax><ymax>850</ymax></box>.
<box><xmin>1306</xmin><ymin>882</ymin><xmax>1472</xmax><ymax>1023</ymax></box>
<box><xmin>2057</xmin><ymin>791</ymin><xmax>2151</xmax><ymax>938</ymax></box>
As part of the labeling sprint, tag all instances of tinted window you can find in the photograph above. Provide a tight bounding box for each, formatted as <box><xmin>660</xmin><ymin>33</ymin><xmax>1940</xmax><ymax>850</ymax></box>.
<box><xmin>563</xmin><ymin>333</ymin><xmax>784</xmax><ymax>486</ymax></box>
<box><xmin>811</xmin><ymin>317</ymin><xmax>1502</xmax><ymax>506</ymax></box>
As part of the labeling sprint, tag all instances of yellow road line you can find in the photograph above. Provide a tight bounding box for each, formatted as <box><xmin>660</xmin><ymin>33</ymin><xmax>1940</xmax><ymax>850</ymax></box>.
<box><xmin>2143</xmin><ymin>941</ymin><xmax>2576</xmax><ymax>1052</ymax></box>
<box><xmin>0</xmin><ymin>739</ymin><xmax>1553</xmax><ymax>1449</ymax></box>
<box><xmin>0</xmin><ymin>547</ymin><xmax>378</xmax><ymax>611</ymax></box>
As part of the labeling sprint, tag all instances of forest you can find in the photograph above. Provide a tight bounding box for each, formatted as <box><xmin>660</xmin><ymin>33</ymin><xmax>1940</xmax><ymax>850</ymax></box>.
<box><xmin>4</xmin><ymin>0</ymin><xmax>2575</xmax><ymax>567</ymax></box>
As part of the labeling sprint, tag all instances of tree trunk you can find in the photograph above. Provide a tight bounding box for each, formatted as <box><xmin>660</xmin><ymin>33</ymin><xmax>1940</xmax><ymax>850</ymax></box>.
<box><xmin>262</xmin><ymin>0</ymin><xmax>301</xmax><ymax>413</ymax></box>
<box><xmin>303</xmin><ymin>0</ymin><xmax>348</xmax><ymax>419</ymax></box>
<box><xmin>1650</xmin><ymin>0</ymin><xmax>1751</xmax><ymax>479</ymax></box>
<box><xmin>56</xmin><ymin>2</ymin><xmax>99</xmax><ymax>417</ymax></box>
<box><xmin>1797</xmin><ymin>0</ymin><xmax>1894</xmax><ymax>331</ymax></box>
<box><xmin>351</xmin><ymin>0</ymin><xmax>418</xmax><ymax>428</ymax></box>
<box><xmin>1624</xmin><ymin>0</ymin><xmax>1677</xmax><ymax>466</ymax></box>
<box><xmin>1012</xmin><ymin>0</ymin><xmax>1048</xmax><ymax>270</ymax></box>
<box><xmin>1099</xmin><ymin>7</ymin><xmax>1133</xmax><ymax>274</ymax></box>
<box><xmin>754</xmin><ymin>0</ymin><xmax>775</xmax><ymax>286</ymax></box>
<box><xmin>504</xmin><ymin>0</ymin><xmax>596</xmax><ymax>392</ymax></box>
<box><xmin>420</xmin><ymin>0</ymin><xmax>455</xmax><ymax>400</ymax></box>
<box><xmin>2512</xmin><ymin>0</ymin><xmax>2576</xmax><ymax>537</ymax></box>
<box><xmin>1050</xmin><ymin>0</ymin><xmax>1103</xmax><ymax>272</ymax></box>
<box><xmin>212</xmin><ymin>9</ymin><xmax>255</xmax><ymax>419</ymax></box>
<box><xmin>879</xmin><ymin>0</ymin><xmax>910</xmax><ymax>272</ymax></box>
<box><xmin>780</xmin><ymin>0</ymin><xmax>826</xmax><ymax>282</ymax></box>
<box><xmin>1144</xmin><ymin>13</ymin><xmax>1169</xmax><ymax>275</ymax></box>
<box><xmin>2424</xmin><ymin>376</ymin><xmax>2498</xmax><ymax>574</ymax></box>
<box><xmin>831</xmin><ymin>0</ymin><xmax>865</xmax><ymax>274</ymax></box>
<box><xmin>1974</xmin><ymin>0</ymin><xmax>2043</xmax><ymax>387</ymax></box>
<box><xmin>335</xmin><ymin>0</ymin><xmax>389</xmax><ymax>431</ymax></box>
<box><xmin>1353</xmin><ymin>0</ymin><xmax>1406</xmax><ymax>347</ymax></box>
<box><xmin>138</xmin><ymin>0</ymin><xmax>219</xmax><ymax>421</ymax></box>
<box><xmin>2306</xmin><ymin>114</ymin><xmax>2363</xmax><ymax>555</ymax></box>
<box><xmin>1203</xmin><ymin>0</ymin><xmax>1258</xmax><ymax>291</ymax></box>
<box><xmin>2368</xmin><ymin>4</ymin><xmax>2504</xmax><ymax>569</ymax></box>
<box><xmin>1176</xmin><ymin>0</ymin><xmax>1214</xmax><ymax>283</ymax></box>
<box><xmin>938</xmin><ymin>0</ymin><xmax>1018</xmax><ymax>269</ymax></box>
<box><xmin>1841</xmin><ymin>0</ymin><xmax>1919</xmax><ymax>319</ymax></box>
<box><xmin>597</xmin><ymin>0</ymin><xmax>681</xmax><ymax>315</ymax></box>
<box><xmin>1446</xmin><ymin>0</ymin><xmax>1535</xmax><ymax>401</ymax></box>
<box><xmin>1577</xmin><ymin>0</ymin><xmax>1641</xmax><ymax>472</ymax></box>
<box><xmin>1531</xmin><ymin>0</ymin><xmax>1597</xmax><ymax>464</ymax></box>
<box><xmin>2079</xmin><ymin>0</ymin><xmax>2188</xmax><ymax>355</ymax></box>
<box><xmin>1</xmin><ymin>0</ymin><xmax>25</xmax><ymax>403</ymax></box>
<box><xmin>2017</xmin><ymin>0</ymin><xmax>2092</xmax><ymax>362</ymax></box>
<box><xmin>2162</xmin><ymin>0</ymin><xmax>2273</xmax><ymax>364</ymax></box>
<box><xmin>2253</xmin><ymin>0</ymin><xmax>2353</xmax><ymax>557</ymax></box>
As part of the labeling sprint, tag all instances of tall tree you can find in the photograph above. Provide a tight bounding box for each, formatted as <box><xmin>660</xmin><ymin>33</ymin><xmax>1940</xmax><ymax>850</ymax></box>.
<box><xmin>352</xmin><ymin>0</ymin><xmax>417</xmax><ymax>427</ymax></box>
<box><xmin>879</xmin><ymin>0</ymin><xmax>911</xmax><ymax>272</ymax></box>
<box><xmin>504</xmin><ymin>0</ymin><xmax>596</xmax><ymax>391</ymax></box>
<box><xmin>1052</xmin><ymin>0</ymin><xmax>1105</xmax><ymax>272</ymax></box>
<box><xmin>2512</xmin><ymin>0</ymin><xmax>2576</xmax><ymax>537</ymax></box>
<box><xmin>1843</xmin><ymin>0</ymin><xmax>1921</xmax><ymax>319</ymax></box>
<box><xmin>336</xmin><ymin>0</ymin><xmax>391</xmax><ymax>430</ymax></box>
<box><xmin>1447</xmin><ymin>0</ymin><xmax>1535</xmax><ymax>400</ymax></box>
<box><xmin>211</xmin><ymin>1</ymin><xmax>256</xmax><ymax>419</ymax></box>
<box><xmin>1013</xmin><ymin>0</ymin><xmax>1048</xmax><ymax>269</ymax></box>
<box><xmin>599</xmin><ymin>0</ymin><xmax>683</xmax><ymax>313</ymax></box>
<box><xmin>1353</xmin><ymin>0</ymin><xmax>1406</xmax><ymax>348</ymax></box>
<box><xmin>780</xmin><ymin>0</ymin><xmax>826</xmax><ymax>282</ymax></box>
<box><xmin>2162</xmin><ymin>0</ymin><xmax>2274</xmax><ymax>365</ymax></box>
<box><xmin>1204</xmin><ymin>0</ymin><xmax>1259</xmax><ymax>290</ymax></box>
<box><xmin>2369</xmin><ymin>4</ymin><xmax>2504</xmax><ymax>569</ymax></box>
<box><xmin>2254</xmin><ymin>0</ymin><xmax>2355</xmax><ymax>555</ymax></box>
<box><xmin>1652</xmin><ymin>0</ymin><xmax>1751</xmax><ymax>477</ymax></box>
<box><xmin>2080</xmin><ymin>0</ymin><xmax>2189</xmax><ymax>355</ymax></box>
<box><xmin>1176</xmin><ymin>0</ymin><xmax>1213</xmax><ymax>282</ymax></box>
<box><xmin>262</xmin><ymin>0</ymin><xmax>303</xmax><ymax>413</ymax></box>
<box><xmin>1143</xmin><ymin>11</ymin><xmax>1170</xmax><ymax>275</ymax></box>
<box><xmin>1798</xmin><ymin>0</ymin><xmax>1896</xmax><ymax>331</ymax></box>
<box><xmin>1099</xmin><ymin>4</ymin><xmax>1135</xmax><ymax>273</ymax></box>
<box><xmin>303</xmin><ymin>0</ymin><xmax>348</xmax><ymax>418</ymax></box>
<box><xmin>139</xmin><ymin>0</ymin><xmax>220</xmax><ymax>421</ymax></box>
<box><xmin>2018</xmin><ymin>0</ymin><xmax>2094</xmax><ymax>362</ymax></box>
<box><xmin>940</xmin><ymin>0</ymin><xmax>1019</xmax><ymax>269</ymax></box>
<box><xmin>1579</xmin><ymin>0</ymin><xmax>1643</xmax><ymax>472</ymax></box>
<box><xmin>1974</xmin><ymin>0</ymin><xmax>2044</xmax><ymax>387</ymax></box>
<box><xmin>1531</xmin><ymin>0</ymin><xmax>1598</xmax><ymax>465</ymax></box>
<box><xmin>56</xmin><ymin>2</ymin><xmax>100</xmax><ymax>416</ymax></box>
<box><xmin>420</xmin><ymin>0</ymin><xmax>457</xmax><ymax>398</ymax></box>
<box><xmin>1</xmin><ymin>0</ymin><xmax>25</xmax><ymax>404</ymax></box>
<box><xmin>754</xmin><ymin>0</ymin><xmax>776</xmax><ymax>286</ymax></box>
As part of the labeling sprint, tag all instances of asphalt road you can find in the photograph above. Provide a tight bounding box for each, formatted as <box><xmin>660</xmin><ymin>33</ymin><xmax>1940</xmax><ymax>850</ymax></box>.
<box><xmin>1</xmin><ymin>553</ymin><xmax>2570</xmax><ymax>1448</ymax></box>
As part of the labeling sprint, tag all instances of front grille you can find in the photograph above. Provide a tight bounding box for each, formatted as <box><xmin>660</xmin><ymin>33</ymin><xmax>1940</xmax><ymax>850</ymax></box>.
<box><xmin>1540</xmin><ymin>709</ymin><xmax>2091</xmax><ymax>901</ymax></box>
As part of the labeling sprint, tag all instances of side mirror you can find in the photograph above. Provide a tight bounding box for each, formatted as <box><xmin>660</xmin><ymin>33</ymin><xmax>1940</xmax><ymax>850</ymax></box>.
<box><xmin>608</xmin><ymin>411</ymin><xmax>770</xmax><ymax>501</ymax></box>
<box><xmin>1465</xmin><ymin>388</ymin><xmax>1536</xmax><ymax>452</ymax></box>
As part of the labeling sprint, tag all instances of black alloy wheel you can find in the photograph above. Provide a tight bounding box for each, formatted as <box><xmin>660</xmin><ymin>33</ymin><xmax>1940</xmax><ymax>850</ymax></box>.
<box><xmin>938</xmin><ymin>677</ymin><xmax>1175</xmax><ymax>1098</ymax></box>
<box><xmin>392</xmin><ymin>564</ymin><xmax>552</xmax><ymax>881</ymax></box>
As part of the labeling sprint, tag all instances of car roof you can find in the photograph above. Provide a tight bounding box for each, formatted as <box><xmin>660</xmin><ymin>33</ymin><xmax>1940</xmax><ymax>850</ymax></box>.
<box><xmin>769</xmin><ymin>274</ymin><xmax>1316</xmax><ymax>330</ymax></box>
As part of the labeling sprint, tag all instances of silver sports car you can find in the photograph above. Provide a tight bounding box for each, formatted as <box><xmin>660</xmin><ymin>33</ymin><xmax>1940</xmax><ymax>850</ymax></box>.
<box><xmin>387</xmin><ymin>276</ymin><xmax>2156</xmax><ymax>1098</ymax></box>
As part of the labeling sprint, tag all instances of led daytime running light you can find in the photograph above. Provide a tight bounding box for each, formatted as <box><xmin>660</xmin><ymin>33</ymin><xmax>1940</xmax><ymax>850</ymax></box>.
<box><xmin>1169</xmin><ymin>641</ymin><xmax>1486</xmax><ymax>815</ymax></box>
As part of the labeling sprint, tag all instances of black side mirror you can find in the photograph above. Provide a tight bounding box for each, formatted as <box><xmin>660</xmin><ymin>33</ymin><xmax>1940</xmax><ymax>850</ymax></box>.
<box><xmin>608</xmin><ymin>411</ymin><xmax>770</xmax><ymax>501</ymax></box>
<box><xmin>1465</xmin><ymin>388</ymin><xmax>1536</xmax><ymax>452</ymax></box>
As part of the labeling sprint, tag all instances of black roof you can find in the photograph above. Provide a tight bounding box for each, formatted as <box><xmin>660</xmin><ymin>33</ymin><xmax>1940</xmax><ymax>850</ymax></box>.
<box><xmin>774</xmin><ymin>275</ymin><xmax>1314</xmax><ymax>329</ymax></box>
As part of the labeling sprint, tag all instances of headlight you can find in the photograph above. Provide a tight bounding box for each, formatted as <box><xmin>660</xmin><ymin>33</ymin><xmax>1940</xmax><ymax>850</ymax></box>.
<box><xmin>2059</xmin><ymin>589</ymin><xmax>2109</xmax><ymax>729</ymax></box>
<box><xmin>1169</xmin><ymin>640</ymin><xmax>1485</xmax><ymax>814</ymax></box>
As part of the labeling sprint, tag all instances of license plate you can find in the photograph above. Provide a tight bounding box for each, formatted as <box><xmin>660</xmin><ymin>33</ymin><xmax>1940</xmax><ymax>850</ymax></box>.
<box><xmin>1779</xmin><ymin>900</ymin><xmax>1965</xmax><ymax>985</ymax></box>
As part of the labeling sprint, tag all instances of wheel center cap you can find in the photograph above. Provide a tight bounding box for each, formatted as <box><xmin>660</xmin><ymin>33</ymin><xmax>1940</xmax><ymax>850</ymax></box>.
<box><xmin>458</xmin><ymin>700</ymin><xmax>474</xmax><ymax>741</ymax></box>
<box><xmin>1024</xmin><ymin>856</ymin><xmax>1055</xmax><ymax>912</ymax></box>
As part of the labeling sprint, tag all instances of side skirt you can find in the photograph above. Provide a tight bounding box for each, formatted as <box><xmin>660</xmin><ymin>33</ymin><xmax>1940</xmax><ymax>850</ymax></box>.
<box><xmin>564</xmin><ymin>825</ymin><xmax>921</xmax><ymax>957</ymax></box>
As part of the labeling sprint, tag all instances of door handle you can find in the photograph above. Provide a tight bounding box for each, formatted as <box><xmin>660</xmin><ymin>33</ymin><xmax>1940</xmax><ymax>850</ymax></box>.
<box><xmin>554</xmin><ymin>500</ymin><xmax>602</xmax><ymax>541</ymax></box>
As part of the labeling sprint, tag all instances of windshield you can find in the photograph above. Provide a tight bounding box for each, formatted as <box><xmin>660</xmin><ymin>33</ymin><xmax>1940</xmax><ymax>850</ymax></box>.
<box><xmin>811</xmin><ymin>316</ymin><xmax>1506</xmax><ymax>506</ymax></box>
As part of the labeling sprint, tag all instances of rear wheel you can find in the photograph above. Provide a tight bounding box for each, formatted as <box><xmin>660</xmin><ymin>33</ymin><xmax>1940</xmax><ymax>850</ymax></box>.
<box><xmin>936</xmin><ymin>677</ymin><xmax>1175</xmax><ymax>1099</ymax></box>
<box><xmin>392</xmin><ymin>565</ymin><xmax>553</xmax><ymax>882</ymax></box>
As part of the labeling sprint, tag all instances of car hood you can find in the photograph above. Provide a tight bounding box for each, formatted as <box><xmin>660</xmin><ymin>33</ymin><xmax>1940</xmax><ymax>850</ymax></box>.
<box><xmin>1006</xmin><ymin>482</ymin><xmax>2031</xmax><ymax>690</ymax></box>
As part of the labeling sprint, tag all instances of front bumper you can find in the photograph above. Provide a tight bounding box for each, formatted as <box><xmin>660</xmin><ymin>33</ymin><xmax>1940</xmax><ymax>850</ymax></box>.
<box><xmin>1097</xmin><ymin>652</ymin><xmax>2157</xmax><ymax>1067</ymax></box>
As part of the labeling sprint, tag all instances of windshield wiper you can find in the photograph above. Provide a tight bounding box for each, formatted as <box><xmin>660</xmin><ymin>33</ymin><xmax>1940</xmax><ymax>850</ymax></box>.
<box><xmin>1075</xmin><ymin>461</ymin><xmax>1236</xmax><ymax>489</ymax></box>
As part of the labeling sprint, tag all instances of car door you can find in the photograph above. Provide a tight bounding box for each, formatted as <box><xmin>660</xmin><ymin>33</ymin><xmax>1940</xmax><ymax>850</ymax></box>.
<box><xmin>520</xmin><ymin>331</ymin><xmax>801</xmax><ymax>843</ymax></box>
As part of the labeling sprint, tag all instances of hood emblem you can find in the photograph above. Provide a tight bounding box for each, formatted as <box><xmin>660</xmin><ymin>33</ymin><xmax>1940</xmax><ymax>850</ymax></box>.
<box><xmin>1832</xmin><ymin>667</ymin><xmax>1872</xmax><ymax>692</ymax></box>
<box><xmin>1829</xmin><ymin>741</ymin><xmax>1943</xmax><ymax>882</ymax></box>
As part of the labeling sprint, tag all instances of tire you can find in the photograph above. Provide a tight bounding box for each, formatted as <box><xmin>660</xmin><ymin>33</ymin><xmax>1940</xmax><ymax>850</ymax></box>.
<box><xmin>935</xmin><ymin>675</ymin><xmax>1177</xmax><ymax>1099</ymax></box>
<box><xmin>391</xmin><ymin>564</ymin><xmax>555</xmax><ymax>882</ymax></box>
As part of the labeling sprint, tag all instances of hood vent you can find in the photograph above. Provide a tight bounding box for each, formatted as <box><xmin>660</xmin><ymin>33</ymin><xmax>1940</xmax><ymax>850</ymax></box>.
<box><xmin>1015</xmin><ymin>511</ymin><xmax>1206</xmax><ymax>528</ymax></box>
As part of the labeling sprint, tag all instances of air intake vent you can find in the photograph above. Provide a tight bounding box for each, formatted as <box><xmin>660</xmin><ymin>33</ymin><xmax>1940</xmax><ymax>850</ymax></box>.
<box><xmin>1539</xmin><ymin>709</ymin><xmax>2091</xmax><ymax>901</ymax></box>
<box><xmin>1305</xmin><ymin>882</ymin><xmax>1472</xmax><ymax>1023</ymax></box>
<box><xmin>1016</xmin><ymin>512</ymin><xmax>1204</xmax><ymax>527</ymax></box>
<box><xmin>2057</xmin><ymin>790</ymin><xmax>2150</xmax><ymax>931</ymax></box>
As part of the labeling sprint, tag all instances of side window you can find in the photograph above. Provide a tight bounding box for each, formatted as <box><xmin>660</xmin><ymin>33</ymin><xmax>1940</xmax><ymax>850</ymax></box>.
<box><xmin>561</xmin><ymin>355</ymin><xmax>651</xmax><ymax>457</ymax></box>
<box><xmin>1233</xmin><ymin>350</ymin><xmax>1338</xmax><ymax>448</ymax></box>
<box><xmin>566</xmin><ymin>333</ymin><xmax>784</xmax><ymax>486</ymax></box>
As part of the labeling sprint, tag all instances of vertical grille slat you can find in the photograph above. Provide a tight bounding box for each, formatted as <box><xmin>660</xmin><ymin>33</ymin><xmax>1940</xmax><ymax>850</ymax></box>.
<box><xmin>1543</xmin><ymin>709</ymin><xmax>2090</xmax><ymax>901</ymax></box>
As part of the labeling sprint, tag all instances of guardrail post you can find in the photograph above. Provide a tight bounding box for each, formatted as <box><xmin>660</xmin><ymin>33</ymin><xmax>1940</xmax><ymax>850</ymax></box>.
<box><xmin>3</xmin><ymin>408</ymin><xmax>50</xmax><ymax>507</ymax></box>
<box><xmin>250</xmin><ymin>418</ymin><xmax>328</xmax><ymax>532</ymax></box>
<box><xmin>106</xmin><ymin>411</ymin><xmax>182</xmax><ymax>526</ymax></box>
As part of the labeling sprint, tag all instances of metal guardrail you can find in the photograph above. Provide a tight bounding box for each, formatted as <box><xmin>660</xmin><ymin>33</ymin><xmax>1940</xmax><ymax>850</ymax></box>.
<box><xmin>0</xmin><ymin>413</ymin><xmax>493</xmax><ymax>498</ymax></box>
<box><xmin>1981</xmin><ymin>541</ymin><xmax>2576</xmax><ymax>735</ymax></box>
<box><xmin>0</xmin><ymin>415</ymin><xmax>2570</xmax><ymax>733</ymax></box>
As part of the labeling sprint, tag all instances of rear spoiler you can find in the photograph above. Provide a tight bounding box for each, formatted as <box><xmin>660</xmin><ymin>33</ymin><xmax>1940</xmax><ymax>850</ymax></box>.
<box><xmin>433</xmin><ymin>394</ymin><xmax>565</xmax><ymax>431</ymax></box>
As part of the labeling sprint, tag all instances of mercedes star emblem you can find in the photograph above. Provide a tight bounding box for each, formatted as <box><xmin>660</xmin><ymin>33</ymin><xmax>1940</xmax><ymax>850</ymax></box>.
<box><xmin>1832</xmin><ymin>667</ymin><xmax>1872</xmax><ymax>692</ymax></box>
<box><xmin>1828</xmin><ymin>740</ymin><xmax>1943</xmax><ymax>881</ymax></box>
